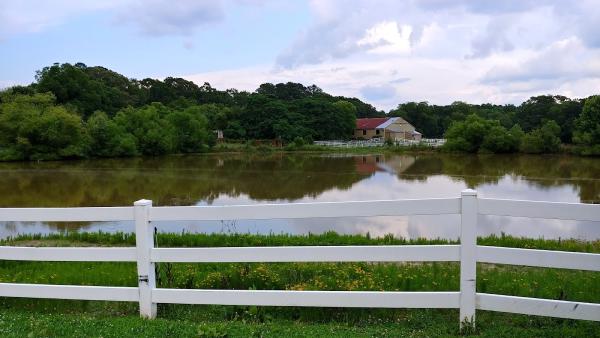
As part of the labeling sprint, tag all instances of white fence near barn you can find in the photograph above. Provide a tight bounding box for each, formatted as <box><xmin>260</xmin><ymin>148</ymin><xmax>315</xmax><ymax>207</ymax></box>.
<box><xmin>314</xmin><ymin>138</ymin><xmax>446</xmax><ymax>148</ymax></box>
<box><xmin>0</xmin><ymin>190</ymin><xmax>599</xmax><ymax>329</ymax></box>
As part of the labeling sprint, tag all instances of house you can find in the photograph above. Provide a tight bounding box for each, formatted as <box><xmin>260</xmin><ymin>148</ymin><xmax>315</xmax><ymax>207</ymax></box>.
<box><xmin>355</xmin><ymin>117</ymin><xmax>422</xmax><ymax>141</ymax></box>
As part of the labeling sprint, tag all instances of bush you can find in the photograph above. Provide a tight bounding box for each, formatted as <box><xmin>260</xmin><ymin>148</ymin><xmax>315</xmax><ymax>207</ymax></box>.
<box><xmin>167</xmin><ymin>108</ymin><xmax>213</xmax><ymax>153</ymax></box>
<box><xmin>480</xmin><ymin>125</ymin><xmax>521</xmax><ymax>153</ymax></box>
<box><xmin>292</xmin><ymin>136</ymin><xmax>305</xmax><ymax>147</ymax></box>
<box><xmin>445</xmin><ymin>115</ymin><xmax>521</xmax><ymax>153</ymax></box>
<box><xmin>573</xmin><ymin>95</ymin><xmax>600</xmax><ymax>152</ymax></box>
<box><xmin>0</xmin><ymin>93</ymin><xmax>86</xmax><ymax>160</ymax></box>
<box><xmin>520</xmin><ymin>130</ymin><xmax>545</xmax><ymax>153</ymax></box>
<box><xmin>520</xmin><ymin>121</ymin><xmax>561</xmax><ymax>153</ymax></box>
<box><xmin>113</xmin><ymin>103</ymin><xmax>175</xmax><ymax>156</ymax></box>
<box><xmin>87</xmin><ymin>111</ymin><xmax>138</xmax><ymax>157</ymax></box>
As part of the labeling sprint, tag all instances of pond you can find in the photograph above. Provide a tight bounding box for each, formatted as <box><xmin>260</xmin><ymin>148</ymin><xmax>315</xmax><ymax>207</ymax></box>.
<box><xmin>0</xmin><ymin>153</ymin><xmax>598</xmax><ymax>240</ymax></box>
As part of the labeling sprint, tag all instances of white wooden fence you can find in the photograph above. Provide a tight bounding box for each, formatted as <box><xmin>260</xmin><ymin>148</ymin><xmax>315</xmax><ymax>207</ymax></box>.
<box><xmin>314</xmin><ymin>138</ymin><xmax>446</xmax><ymax>148</ymax></box>
<box><xmin>0</xmin><ymin>190</ymin><xmax>599</xmax><ymax>328</ymax></box>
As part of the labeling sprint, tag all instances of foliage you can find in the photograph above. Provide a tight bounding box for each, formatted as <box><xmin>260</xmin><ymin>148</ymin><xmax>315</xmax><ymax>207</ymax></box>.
<box><xmin>87</xmin><ymin>111</ymin><xmax>138</xmax><ymax>157</ymax></box>
<box><xmin>35</xmin><ymin>63</ymin><xmax>142</xmax><ymax>118</ymax></box>
<box><xmin>114</xmin><ymin>103</ymin><xmax>175</xmax><ymax>155</ymax></box>
<box><xmin>19</xmin><ymin>63</ymin><xmax>370</xmax><ymax>144</ymax></box>
<box><xmin>2</xmin><ymin>63</ymin><xmax>598</xmax><ymax>159</ymax></box>
<box><xmin>390</xmin><ymin>101</ymin><xmax>518</xmax><ymax>139</ymax></box>
<box><xmin>0</xmin><ymin>93</ymin><xmax>217</xmax><ymax>160</ymax></box>
<box><xmin>444</xmin><ymin>115</ymin><xmax>520</xmax><ymax>153</ymax></box>
<box><xmin>0</xmin><ymin>93</ymin><xmax>86</xmax><ymax>160</ymax></box>
<box><xmin>573</xmin><ymin>95</ymin><xmax>600</xmax><ymax>155</ymax></box>
<box><xmin>391</xmin><ymin>95</ymin><xmax>585</xmax><ymax>149</ymax></box>
<box><xmin>167</xmin><ymin>107</ymin><xmax>215</xmax><ymax>152</ymax></box>
<box><xmin>443</xmin><ymin>113</ymin><xmax>565</xmax><ymax>154</ymax></box>
<box><xmin>519</xmin><ymin>121</ymin><xmax>561</xmax><ymax>154</ymax></box>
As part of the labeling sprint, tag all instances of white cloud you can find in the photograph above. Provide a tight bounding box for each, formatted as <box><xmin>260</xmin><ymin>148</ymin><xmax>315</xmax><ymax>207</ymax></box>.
<box><xmin>482</xmin><ymin>38</ymin><xmax>600</xmax><ymax>84</ymax></box>
<box><xmin>3</xmin><ymin>0</ymin><xmax>599</xmax><ymax>108</ymax></box>
<box><xmin>183</xmin><ymin>41</ymin><xmax>600</xmax><ymax>111</ymax></box>
<box><xmin>357</xmin><ymin>21</ymin><xmax>412</xmax><ymax>54</ymax></box>
<box><xmin>183</xmin><ymin>56</ymin><xmax>483</xmax><ymax>110</ymax></box>
<box><xmin>264</xmin><ymin>0</ymin><xmax>600</xmax><ymax>109</ymax></box>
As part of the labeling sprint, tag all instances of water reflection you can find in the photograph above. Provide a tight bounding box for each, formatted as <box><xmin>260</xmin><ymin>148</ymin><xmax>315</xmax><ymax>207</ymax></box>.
<box><xmin>0</xmin><ymin>153</ymin><xmax>598</xmax><ymax>239</ymax></box>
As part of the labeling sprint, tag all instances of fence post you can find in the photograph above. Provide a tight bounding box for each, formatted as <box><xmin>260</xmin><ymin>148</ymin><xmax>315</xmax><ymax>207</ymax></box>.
<box><xmin>134</xmin><ymin>199</ymin><xmax>156</xmax><ymax>319</ymax></box>
<box><xmin>460</xmin><ymin>189</ymin><xmax>477</xmax><ymax>331</ymax></box>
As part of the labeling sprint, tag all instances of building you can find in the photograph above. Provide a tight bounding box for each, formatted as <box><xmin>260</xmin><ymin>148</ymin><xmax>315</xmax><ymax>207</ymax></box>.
<box><xmin>355</xmin><ymin>117</ymin><xmax>422</xmax><ymax>141</ymax></box>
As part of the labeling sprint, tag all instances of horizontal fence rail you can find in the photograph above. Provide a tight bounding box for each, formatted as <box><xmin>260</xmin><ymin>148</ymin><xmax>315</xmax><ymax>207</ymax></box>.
<box><xmin>0</xmin><ymin>246</ymin><xmax>137</xmax><ymax>262</ymax></box>
<box><xmin>152</xmin><ymin>289</ymin><xmax>461</xmax><ymax>308</ymax></box>
<box><xmin>478</xmin><ymin>198</ymin><xmax>600</xmax><ymax>221</ymax></box>
<box><xmin>150</xmin><ymin>198</ymin><xmax>461</xmax><ymax>221</ymax></box>
<box><xmin>477</xmin><ymin>293</ymin><xmax>600</xmax><ymax>321</ymax></box>
<box><xmin>0</xmin><ymin>283</ymin><xmax>139</xmax><ymax>302</ymax></box>
<box><xmin>0</xmin><ymin>191</ymin><xmax>599</xmax><ymax>329</ymax></box>
<box><xmin>151</xmin><ymin>245</ymin><xmax>461</xmax><ymax>263</ymax></box>
<box><xmin>477</xmin><ymin>246</ymin><xmax>600</xmax><ymax>271</ymax></box>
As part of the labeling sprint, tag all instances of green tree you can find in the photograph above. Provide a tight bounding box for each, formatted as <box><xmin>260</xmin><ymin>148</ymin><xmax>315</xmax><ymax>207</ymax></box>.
<box><xmin>0</xmin><ymin>93</ymin><xmax>85</xmax><ymax>160</ymax></box>
<box><xmin>390</xmin><ymin>102</ymin><xmax>439</xmax><ymax>137</ymax></box>
<box><xmin>167</xmin><ymin>108</ymin><xmax>214</xmax><ymax>153</ymax></box>
<box><xmin>480</xmin><ymin>125</ymin><xmax>520</xmax><ymax>153</ymax></box>
<box><xmin>332</xmin><ymin>100</ymin><xmax>357</xmax><ymax>139</ymax></box>
<box><xmin>35</xmin><ymin>63</ymin><xmax>141</xmax><ymax>117</ymax></box>
<box><xmin>87</xmin><ymin>111</ymin><xmax>138</xmax><ymax>157</ymax></box>
<box><xmin>520</xmin><ymin>121</ymin><xmax>561</xmax><ymax>153</ymax></box>
<box><xmin>114</xmin><ymin>103</ymin><xmax>175</xmax><ymax>155</ymax></box>
<box><xmin>444</xmin><ymin>114</ymin><xmax>492</xmax><ymax>152</ymax></box>
<box><xmin>444</xmin><ymin>115</ymin><xmax>522</xmax><ymax>153</ymax></box>
<box><xmin>573</xmin><ymin>95</ymin><xmax>600</xmax><ymax>155</ymax></box>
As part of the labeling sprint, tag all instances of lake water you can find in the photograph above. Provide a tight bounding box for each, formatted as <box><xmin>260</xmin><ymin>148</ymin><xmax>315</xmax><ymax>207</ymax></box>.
<box><xmin>0</xmin><ymin>153</ymin><xmax>598</xmax><ymax>240</ymax></box>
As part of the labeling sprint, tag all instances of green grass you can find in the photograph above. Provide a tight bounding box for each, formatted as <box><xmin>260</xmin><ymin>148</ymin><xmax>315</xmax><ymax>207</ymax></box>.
<box><xmin>3</xmin><ymin>231</ymin><xmax>599</xmax><ymax>252</ymax></box>
<box><xmin>1</xmin><ymin>307</ymin><xmax>599</xmax><ymax>338</ymax></box>
<box><xmin>0</xmin><ymin>232</ymin><xmax>599</xmax><ymax>337</ymax></box>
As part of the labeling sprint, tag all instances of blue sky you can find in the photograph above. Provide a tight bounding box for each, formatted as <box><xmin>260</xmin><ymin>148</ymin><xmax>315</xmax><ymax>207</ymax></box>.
<box><xmin>1</xmin><ymin>0</ymin><xmax>599</xmax><ymax>110</ymax></box>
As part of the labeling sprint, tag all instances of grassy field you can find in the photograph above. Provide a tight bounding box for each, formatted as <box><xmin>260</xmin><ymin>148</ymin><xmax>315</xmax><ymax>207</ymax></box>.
<box><xmin>0</xmin><ymin>232</ymin><xmax>598</xmax><ymax>337</ymax></box>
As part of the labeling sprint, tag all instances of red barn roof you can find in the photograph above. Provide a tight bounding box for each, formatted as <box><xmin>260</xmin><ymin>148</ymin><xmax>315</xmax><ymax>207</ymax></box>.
<box><xmin>356</xmin><ymin>118</ymin><xmax>389</xmax><ymax>129</ymax></box>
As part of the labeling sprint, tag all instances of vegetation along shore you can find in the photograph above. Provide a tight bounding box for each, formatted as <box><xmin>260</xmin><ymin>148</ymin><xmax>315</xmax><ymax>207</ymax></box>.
<box><xmin>0</xmin><ymin>63</ymin><xmax>598</xmax><ymax>162</ymax></box>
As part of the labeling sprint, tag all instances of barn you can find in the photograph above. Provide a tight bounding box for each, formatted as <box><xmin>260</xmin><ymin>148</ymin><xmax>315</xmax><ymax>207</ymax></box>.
<box><xmin>354</xmin><ymin>117</ymin><xmax>422</xmax><ymax>141</ymax></box>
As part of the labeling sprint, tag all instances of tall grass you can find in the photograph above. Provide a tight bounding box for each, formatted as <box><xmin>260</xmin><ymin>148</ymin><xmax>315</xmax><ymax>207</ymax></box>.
<box><xmin>3</xmin><ymin>231</ymin><xmax>599</xmax><ymax>252</ymax></box>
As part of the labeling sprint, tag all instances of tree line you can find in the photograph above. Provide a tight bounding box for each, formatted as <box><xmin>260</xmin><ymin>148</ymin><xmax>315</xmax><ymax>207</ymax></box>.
<box><xmin>0</xmin><ymin>62</ymin><xmax>598</xmax><ymax>160</ymax></box>
<box><xmin>0</xmin><ymin>63</ymin><xmax>377</xmax><ymax>160</ymax></box>
<box><xmin>390</xmin><ymin>95</ymin><xmax>600</xmax><ymax>155</ymax></box>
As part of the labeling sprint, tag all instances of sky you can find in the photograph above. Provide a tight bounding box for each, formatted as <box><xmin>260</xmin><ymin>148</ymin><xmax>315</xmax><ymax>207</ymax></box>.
<box><xmin>1</xmin><ymin>0</ymin><xmax>600</xmax><ymax>111</ymax></box>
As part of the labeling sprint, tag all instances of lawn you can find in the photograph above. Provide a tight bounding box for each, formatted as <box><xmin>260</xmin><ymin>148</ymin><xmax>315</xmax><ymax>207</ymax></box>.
<box><xmin>0</xmin><ymin>232</ymin><xmax>598</xmax><ymax>337</ymax></box>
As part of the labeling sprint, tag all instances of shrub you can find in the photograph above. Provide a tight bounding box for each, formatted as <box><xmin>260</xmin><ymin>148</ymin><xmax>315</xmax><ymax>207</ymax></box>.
<box><xmin>0</xmin><ymin>93</ymin><xmax>86</xmax><ymax>160</ymax></box>
<box><xmin>573</xmin><ymin>95</ymin><xmax>600</xmax><ymax>152</ymax></box>
<box><xmin>292</xmin><ymin>136</ymin><xmax>305</xmax><ymax>147</ymax></box>
<box><xmin>444</xmin><ymin>114</ymin><xmax>521</xmax><ymax>153</ymax></box>
<box><xmin>87</xmin><ymin>111</ymin><xmax>138</xmax><ymax>157</ymax></box>
<box><xmin>520</xmin><ymin>121</ymin><xmax>561</xmax><ymax>153</ymax></box>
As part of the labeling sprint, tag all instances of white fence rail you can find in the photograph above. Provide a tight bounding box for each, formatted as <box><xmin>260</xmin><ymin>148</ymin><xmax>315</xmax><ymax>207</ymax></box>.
<box><xmin>1</xmin><ymin>190</ymin><xmax>599</xmax><ymax>329</ymax></box>
<box><xmin>314</xmin><ymin>138</ymin><xmax>446</xmax><ymax>148</ymax></box>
